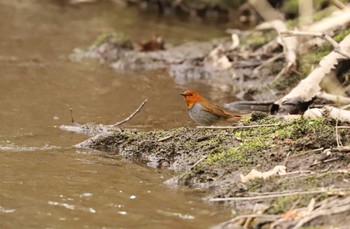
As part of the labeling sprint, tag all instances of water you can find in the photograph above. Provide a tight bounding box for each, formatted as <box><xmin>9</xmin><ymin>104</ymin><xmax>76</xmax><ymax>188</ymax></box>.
<box><xmin>0</xmin><ymin>1</ymin><xmax>232</xmax><ymax>228</ymax></box>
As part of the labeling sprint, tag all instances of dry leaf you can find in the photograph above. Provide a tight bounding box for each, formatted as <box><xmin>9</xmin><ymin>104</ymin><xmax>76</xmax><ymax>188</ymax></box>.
<box><xmin>282</xmin><ymin>210</ymin><xmax>299</xmax><ymax>220</ymax></box>
<box><xmin>240</xmin><ymin>165</ymin><xmax>287</xmax><ymax>183</ymax></box>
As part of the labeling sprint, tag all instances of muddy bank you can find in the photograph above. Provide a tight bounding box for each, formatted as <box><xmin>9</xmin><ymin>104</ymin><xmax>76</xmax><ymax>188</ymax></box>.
<box><xmin>72</xmin><ymin>117</ymin><xmax>350</xmax><ymax>227</ymax></box>
<box><xmin>71</xmin><ymin>31</ymin><xmax>287</xmax><ymax>102</ymax></box>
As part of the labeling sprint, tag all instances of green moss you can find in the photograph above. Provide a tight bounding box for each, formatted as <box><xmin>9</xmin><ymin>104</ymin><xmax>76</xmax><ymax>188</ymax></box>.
<box><xmin>270</xmin><ymin>71</ymin><xmax>300</xmax><ymax>91</ymax></box>
<box><xmin>93</xmin><ymin>32</ymin><xmax>132</xmax><ymax>48</ymax></box>
<box><xmin>242</xmin><ymin>31</ymin><xmax>277</xmax><ymax>48</ymax></box>
<box><xmin>204</xmin><ymin>118</ymin><xmax>334</xmax><ymax>168</ymax></box>
<box><xmin>281</xmin><ymin>0</ymin><xmax>299</xmax><ymax>16</ymax></box>
<box><xmin>312</xmin><ymin>10</ymin><xmax>329</xmax><ymax>22</ymax></box>
<box><xmin>268</xmin><ymin>195</ymin><xmax>301</xmax><ymax>214</ymax></box>
<box><xmin>334</xmin><ymin>28</ymin><xmax>350</xmax><ymax>42</ymax></box>
<box><xmin>299</xmin><ymin>28</ymin><xmax>350</xmax><ymax>76</ymax></box>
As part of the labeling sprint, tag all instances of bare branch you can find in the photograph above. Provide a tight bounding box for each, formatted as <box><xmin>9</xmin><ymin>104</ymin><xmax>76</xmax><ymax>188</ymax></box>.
<box><xmin>66</xmin><ymin>104</ymin><xmax>77</xmax><ymax>125</ymax></box>
<box><xmin>330</xmin><ymin>0</ymin><xmax>347</xmax><ymax>10</ymax></box>
<box><xmin>109</xmin><ymin>99</ymin><xmax>148</xmax><ymax>127</ymax></box>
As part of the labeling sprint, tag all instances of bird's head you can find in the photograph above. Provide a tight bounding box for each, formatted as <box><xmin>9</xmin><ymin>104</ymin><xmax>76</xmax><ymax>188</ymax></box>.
<box><xmin>181</xmin><ymin>90</ymin><xmax>201</xmax><ymax>108</ymax></box>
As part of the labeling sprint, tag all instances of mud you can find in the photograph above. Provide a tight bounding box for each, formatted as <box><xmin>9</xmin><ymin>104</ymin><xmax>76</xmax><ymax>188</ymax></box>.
<box><xmin>75</xmin><ymin>118</ymin><xmax>350</xmax><ymax>205</ymax></box>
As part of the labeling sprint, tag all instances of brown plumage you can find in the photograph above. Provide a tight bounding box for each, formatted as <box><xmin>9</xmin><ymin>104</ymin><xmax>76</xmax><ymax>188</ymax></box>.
<box><xmin>181</xmin><ymin>90</ymin><xmax>242</xmax><ymax>126</ymax></box>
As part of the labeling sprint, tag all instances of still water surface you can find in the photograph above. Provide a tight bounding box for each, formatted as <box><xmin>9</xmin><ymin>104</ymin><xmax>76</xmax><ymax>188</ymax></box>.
<box><xmin>0</xmin><ymin>1</ymin><xmax>232</xmax><ymax>228</ymax></box>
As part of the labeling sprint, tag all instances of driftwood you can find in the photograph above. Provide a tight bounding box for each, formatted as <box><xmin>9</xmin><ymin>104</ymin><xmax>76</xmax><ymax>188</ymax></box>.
<box><xmin>248</xmin><ymin>0</ymin><xmax>283</xmax><ymax>21</ymax></box>
<box><xmin>298</xmin><ymin>0</ymin><xmax>313</xmax><ymax>26</ymax></box>
<box><xmin>307</xmin><ymin>8</ymin><xmax>350</xmax><ymax>33</ymax></box>
<box><xmin>304</xmin><ymin>106</ymin><xmax>350</xmax><ymax>122</ymax></box>
<box><xmin>274</xmin><ymin>32</ymin><xmax>350</xmax><ymax>114</ymax></box>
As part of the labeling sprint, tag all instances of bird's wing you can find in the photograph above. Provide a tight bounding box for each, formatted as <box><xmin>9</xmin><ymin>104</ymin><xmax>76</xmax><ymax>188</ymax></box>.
<box><xmin>201</xmin><ymin>98</ymin><xmax>241</xmax><ymax>119</ymax></box>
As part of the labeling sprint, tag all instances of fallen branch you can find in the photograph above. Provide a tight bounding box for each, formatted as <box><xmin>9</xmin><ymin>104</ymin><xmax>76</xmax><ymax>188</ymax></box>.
<box><xmin>304</xmin><ymin>106</ymin><xmax>350</xmax><ymax>122</ymax></box>
<box><xmin>307</xmin><ymin>8</ymin><xmax>350</xmax><ymax>33</ymax></box>
<box><xmin>331</xmin><ymin>145</ymin><xmax>350</xmax><ymax>152</ymax></box>
<box><xmin>330</xmin><ymin>0</ymin><xmax>347</xmax><ymax>9</ymax></box>
<box><xmin>317</xmin><ymin>91</ymin><xmax>350</xmax><ymax>104</ymax></box>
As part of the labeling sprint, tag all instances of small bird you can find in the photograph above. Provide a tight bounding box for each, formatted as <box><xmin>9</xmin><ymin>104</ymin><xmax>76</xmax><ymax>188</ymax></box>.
<box><xmin>181</xmin><ymin>90</ymin><xmax>242</xmax><ymax>126</ymax></box>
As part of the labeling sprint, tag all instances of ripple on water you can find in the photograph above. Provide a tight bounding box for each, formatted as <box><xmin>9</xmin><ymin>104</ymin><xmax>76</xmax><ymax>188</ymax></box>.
<box><xmin>47</xmin><ymin>201</ymin><xmax>96</xmax><ymax>214</ymax></box>
<box><xmin>0</xmin><ymin>144</ymin><xmax>60</xmax><ymax>152</ymax></box>
<box><xmin>0</xmin><ymin>206</ymin><xmax>16</xmax><ymax>214</ymax></box>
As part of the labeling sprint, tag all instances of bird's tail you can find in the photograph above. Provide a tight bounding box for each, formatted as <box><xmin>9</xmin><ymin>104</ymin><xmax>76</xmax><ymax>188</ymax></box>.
<box><xmin>224</xmin><ymin>101</ymin><xmax>274</xmax><ymax>113</ymax></box>
<box><xmin>225</xmin><ymin>112</ymin><xmax>244</xmax><ymax>122</ymax></box>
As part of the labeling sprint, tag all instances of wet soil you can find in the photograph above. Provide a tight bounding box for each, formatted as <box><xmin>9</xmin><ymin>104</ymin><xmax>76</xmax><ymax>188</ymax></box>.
<box><xmin>73</xmin><ymin>117</ymin><xmax>350</xmax><ymax>227</ymax></box>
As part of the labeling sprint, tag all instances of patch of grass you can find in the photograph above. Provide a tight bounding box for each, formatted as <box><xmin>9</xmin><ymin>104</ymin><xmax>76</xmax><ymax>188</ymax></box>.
<box><xmin>242</xmin><ymin>31</ymin><xmax>277</xmax><ymax>48</ymax></box>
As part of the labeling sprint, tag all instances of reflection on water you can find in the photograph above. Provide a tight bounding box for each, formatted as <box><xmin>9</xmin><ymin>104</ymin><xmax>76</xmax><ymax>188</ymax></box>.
<box><xmin>0</xmin><ymin>1</ymin><xmax>231</xmax><ymax>228</ymax></box>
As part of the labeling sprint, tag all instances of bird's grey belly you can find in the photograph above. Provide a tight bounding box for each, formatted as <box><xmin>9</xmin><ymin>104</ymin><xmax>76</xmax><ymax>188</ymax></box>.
<box><xmin>189</xmin><ymin>103</ymin><xmax>220</xmax><ymax>125</ymax></box>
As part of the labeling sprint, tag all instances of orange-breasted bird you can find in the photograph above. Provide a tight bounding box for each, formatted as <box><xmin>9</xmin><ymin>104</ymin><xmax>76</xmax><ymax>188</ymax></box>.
<box><xmin>181</xmin><ymin>90</ymin><xmax>242</xmax><ymax>126</ymax></box>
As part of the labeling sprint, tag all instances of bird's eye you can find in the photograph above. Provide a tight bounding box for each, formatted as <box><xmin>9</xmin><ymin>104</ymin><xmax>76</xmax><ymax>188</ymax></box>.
<box><xmin>188</xmin><ymin>93</ymin><xmax>193</xmax><ymax>96</ymax></box>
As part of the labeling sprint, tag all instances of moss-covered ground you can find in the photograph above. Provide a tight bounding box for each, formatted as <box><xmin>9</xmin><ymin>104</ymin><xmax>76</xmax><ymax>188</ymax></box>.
<box><xmin>84</xmin><ymin>117</ymin><xmax>350</xmax><ymax>218</ymax></box>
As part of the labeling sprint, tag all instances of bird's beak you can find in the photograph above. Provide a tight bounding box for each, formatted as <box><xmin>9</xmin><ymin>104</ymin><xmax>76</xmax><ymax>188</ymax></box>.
<box><xmin>180</xmin><ymin>93</ymin><xmax>186</xmax><ymax>97</ymax></box>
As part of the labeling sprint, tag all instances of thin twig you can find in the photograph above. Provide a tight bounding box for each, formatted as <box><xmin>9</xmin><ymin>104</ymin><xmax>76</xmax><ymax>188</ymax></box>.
<box><xmin>158</xmin><ymin>135</ymin><xmax>174</xmax><ymax>142</ymax></box>
<box><xmin>109</xmin><ymin>99</ymin><xmax>148</xmax><ymax>127</ymax></box>
<box><xmin>252</xmin><ymin>52</ymin><xmax>284</xmax><ymax>76</ymax></box>
<box><xmin>209</xmin><ymin>187</ymin><xmax>350</xmax><ymax>202</ymax></box>
<box><xmin>337</xmin><ymin>126</ymin><xmax>350</xmax><ymax>129</ymax></box>
<box><xmin>66</xmin><ymin>104</ymin><xmax>77</xmax><ymax>124</ymax></box>
<box><xmin>196</xmin><ymin>123</ymin><xmax>280</xmax><ymax>129</ymax></box>
<box><xmin>330</xmin><ymin>0</ymin><xmax>347</xmax><ymax>9</ymax></box>
<box><xmin>190</xmin><ymin>155</ymin><xmax>208</xmax><ymax>170</ymax></box>
<box><xmin>332</xmin><ymin>146</ymin><xmax>350</xmax><ymax>152</ymax></box>
<box><xmin>341</xmin><ymin>104</ymin><xmax>350</xmax><ymax>110</ymax></box>
<box><xmin>311</xmin><ymin>157</ymin><xmax>340</xmax><ymax>166</ymax></box>
<box><xmin>292</xmin><ymin>202</ymin><xmax>350</xmax><ymax>229</ymax></box>
<box><xmin>335</xmin><ymin>117</ymin><xmax>342</xmax><ymax>148</ymax></box>
<box><xmin>290</xmin><ymin>148</ymin><xmax>324</xmax><ymax>158</ymax></box>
